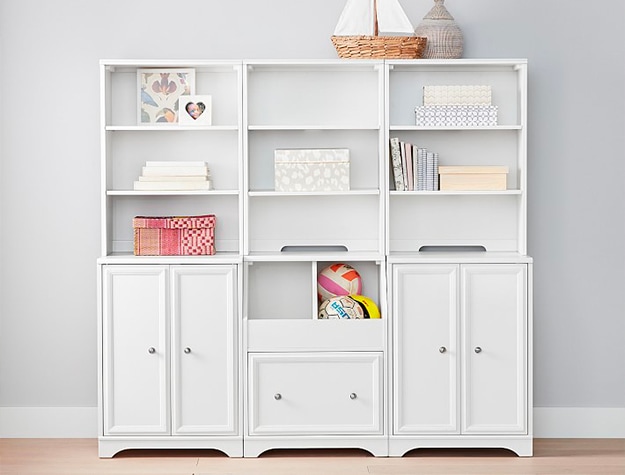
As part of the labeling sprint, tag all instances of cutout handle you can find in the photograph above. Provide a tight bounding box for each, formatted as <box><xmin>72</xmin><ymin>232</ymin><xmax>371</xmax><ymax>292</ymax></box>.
<box><xmin>281</xmin><ymin>245</ymin><xmax>348</xmax><ymax>253</ymax></box>
<box><xmin>419</xmin><ymin>245</ymin><xmax>487</xmax><ymax>253</ymax></box>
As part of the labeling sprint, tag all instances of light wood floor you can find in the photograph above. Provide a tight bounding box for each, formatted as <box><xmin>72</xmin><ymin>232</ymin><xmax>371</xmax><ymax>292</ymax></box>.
<box><xmin>0</xmin><ymin>439</ymin><xmax>623</xmax><ymax>475</ymax></box>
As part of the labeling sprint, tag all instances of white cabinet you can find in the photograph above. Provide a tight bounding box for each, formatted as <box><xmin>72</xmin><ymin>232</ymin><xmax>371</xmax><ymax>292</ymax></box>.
<box><xmin>393</xmin><ymin>264</ymin><xmax>458</xmax><ymax>435</ymax></box>
<box><xmin>170</xmin><ymin>265</ymin><xmax>237</xmax><ymax>435</ymax></box>
<box><xmin>390</xmin><ymin>261</ymin><xmax>531</xmax><ymax>456</ymax></box>
<box><xmin>98</xmin><ymin>59</ymin><xmax>532</xmax><ymax>459</ymax></box>
<box><xmin>99</xmin><ymin>264</ymin><xmax>240</xmax><ymax>457</ymax></box>
<box><xmin>102</xmin><ymin>266</ymin><xmax>169</xmax><ymax>436</ymax></box>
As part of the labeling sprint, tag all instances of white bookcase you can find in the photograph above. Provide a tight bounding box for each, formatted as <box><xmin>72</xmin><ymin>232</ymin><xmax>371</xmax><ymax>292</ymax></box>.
<box><xmin>97</xmin><ymin>59</ymin><xmax>532</xmax><ymax>458</ymax></box>
<box><xmin>243</xmin><ymin>61</ymin><xmax>388</xmax><ymax>457</ymax></box>
<box><xmin>97</xmin><ymin>60</ymin><xmax>244</xmax><ymax>458</ymax></box>
<box><xmin>385</xmin><ymin>59</ymin><xmax>532</xmax><ymax>457</ymax></box>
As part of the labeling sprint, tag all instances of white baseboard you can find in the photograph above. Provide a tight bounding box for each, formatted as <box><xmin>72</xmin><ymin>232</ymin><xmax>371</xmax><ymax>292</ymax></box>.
<box><xmin>533</xmin><ymin>407</ymin><xmax>625</xmax><ymax>438</ymax></box>
<box><xmin>0</xmin><ymin>407</ymin><xmax>98</xmax><ymax>438</ymax></box>
<box><xmin>0</xmin><ymin>406</ymin><xmax>623</xmax><ymax>438</ymax></box>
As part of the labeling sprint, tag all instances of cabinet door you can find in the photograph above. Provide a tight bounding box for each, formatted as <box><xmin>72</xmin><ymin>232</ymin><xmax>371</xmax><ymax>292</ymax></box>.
<box><xmin>102</xmin><ymin>265</ymin><xmax>169</xmax><ymax>435</ymax></box>
<box><xmin>392</xmin><ymin>264</ymin><xmax>459</xmax><ymax>434</ymax></box>
<box><xmin>461</xmin><ymin>264</ymin><xmax>527</xmax><ymax>434</ymax></box>
<box><xmin>248</xmin><ymin>353</ymin><xmax>382</xmax><ymax>435</ymax></box>
<box><xmin>171</xmin><ymin>265</ymin><xmax>238</xmax><ymax>435</ymax></box>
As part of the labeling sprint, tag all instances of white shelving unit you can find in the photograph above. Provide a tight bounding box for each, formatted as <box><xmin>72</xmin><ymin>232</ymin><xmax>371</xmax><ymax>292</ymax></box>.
<box><xmin>242</xmin><ymin>61</ymin><xmax>388</xmax><ymax>457</ymax></box>
<box><xmin>97</xmin><ymin>59</ymin><xmax>532</xmax><ymax>458</ymax></box>
<box><xmin>97</xmin><ymin>60</ymin><xmax>244</xmax><ymax>458</ymax></box>
<box><xmin>385</xmin><ymin>59</ymin><xmax>532</xmax><ymax>457</ymax></box>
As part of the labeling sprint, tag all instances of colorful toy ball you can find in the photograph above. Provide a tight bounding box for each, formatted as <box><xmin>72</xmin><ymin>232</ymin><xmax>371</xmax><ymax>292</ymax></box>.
<box><xmin>317</xmin><ymin>263</ymin><xmax>362</xmax><ymax>302</ymax></box>
<box><xmin>318</xmin><ymin>296</ymin><xmax>364</xmax><ymax>319</ymax></box>
<box><xmin>349</xmin><ymin>295</ymin><xmax>381</xmax><ymax>319</ymax></box>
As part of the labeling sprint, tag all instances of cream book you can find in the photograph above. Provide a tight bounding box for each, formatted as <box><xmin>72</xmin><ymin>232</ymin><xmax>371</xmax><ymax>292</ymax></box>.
<box><xmin>144</xmin><ymin>160</ymin><xmax>209</xmax><ymax>167</ymax></box>
<box><xmin>141</xmin><ymin>165</ymin><xmax>209</xmax><ymax>177</ymax></box>
<box><xmin>133</xmin><ymin>180</ymin><xmax>213</xmax><ymax>191</ymax></box>
<box><xmin>138</xmin><ymin>175</ymin><xmax>210</xmax><ymax>182</ymax></box>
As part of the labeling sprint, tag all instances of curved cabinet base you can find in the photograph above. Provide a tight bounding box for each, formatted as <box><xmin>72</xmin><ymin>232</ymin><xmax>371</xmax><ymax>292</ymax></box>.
<box><xmin>389</xmin><ymin>436</ymin><xmax>533</xmax><ymax>457</ymax></box>
<box><xmin>98</xmin><ymin>437</ymin><xmax>243</xmax><ymax>458</ymax></box>
<box><xmin>243</xmin><ymin>436</ymin><xmax>388</xmax><ymax>458</ymax></box>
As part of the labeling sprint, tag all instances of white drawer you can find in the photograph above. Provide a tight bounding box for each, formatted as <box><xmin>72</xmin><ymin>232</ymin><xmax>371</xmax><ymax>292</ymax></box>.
<box><xmin>248</xmin><ymin>352</ymin><xmax>383</xmax><ymax>435</ymax></box>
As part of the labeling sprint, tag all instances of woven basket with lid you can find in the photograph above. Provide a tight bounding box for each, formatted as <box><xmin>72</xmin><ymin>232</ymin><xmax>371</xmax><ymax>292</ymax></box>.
<box><xmin>414</xmin><ymin>0</ymin><xmax>463</xmax><ymax>59</ymax></box>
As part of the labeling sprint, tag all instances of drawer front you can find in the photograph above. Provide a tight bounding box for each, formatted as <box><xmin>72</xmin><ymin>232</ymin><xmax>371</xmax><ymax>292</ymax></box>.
<box><xmin>248</xmin><ymin>352</ymin><xmax>383</xmax><ymax>435</ymax></box>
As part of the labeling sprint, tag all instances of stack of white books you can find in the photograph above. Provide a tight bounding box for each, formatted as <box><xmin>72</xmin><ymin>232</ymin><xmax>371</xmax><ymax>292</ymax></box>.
<box><xmin>133</xmin><ymin>161</ymin><xmax>213</xmax><ymax>191</ymax></box>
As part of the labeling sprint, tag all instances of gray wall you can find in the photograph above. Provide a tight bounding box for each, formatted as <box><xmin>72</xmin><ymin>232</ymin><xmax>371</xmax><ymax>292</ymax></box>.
<box><xmin>1</xmin><ymin>0</ymin><xmax>624</xmax><ymax>412</ymax></box>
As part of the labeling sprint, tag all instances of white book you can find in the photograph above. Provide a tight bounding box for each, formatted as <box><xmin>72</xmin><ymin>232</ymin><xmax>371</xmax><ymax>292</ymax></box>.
<box><xmin>417</xmin><ymin>148</ymin><xmax>426</xmax><ymax>191</ymax></box>
<box><xmin>138</xmin><ymin>175</ymin><xmax>210</xmax><ymax>182</ymax></box>
<box><xmin>404</xmin><ymin>142</ymin><xmax>414</xmax><ymax>191</ymax></box>
<box><xmin>433</xmin><ymin>152</ymin><xmax>439</xmax><ymax>191</ymax></box>
<box><xmin>133</xmin><ymin>180</ymin><xmax>213</xmax><ymax>191</ymax></box>
<box><xmin>141</xmin><ymin>165</ymin><xmax>209</xmax><ymax>177</ymax></box>
<box><xmin>145</xmin><ymin>161</ymin><xmax>209</xmax><ymax>167</ymax></box>
<box><xmin>426</xmin><ymin>151</ymin><xmax>435</xmax><ymax>191</ymax></box>
<box><xmin>389</xmin><ymin>137</ymin><xmax>405</xmax><ymax>191</ymax></box>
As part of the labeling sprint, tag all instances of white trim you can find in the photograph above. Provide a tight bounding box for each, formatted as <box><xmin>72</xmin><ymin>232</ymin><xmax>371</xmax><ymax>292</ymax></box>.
<box><xmin>533</xmin><ymin>407</ymin><xmax>625</xmax><ymax>438</ymax></box>
<box><xmin>0</xmin><ymin>406</ymin><xmax>624</xmax><ymax>438</ymax></box>
<box><xmin>0</xmin><ymin>407</ymin><xmax>98</xmax><ymax>438</ymax></box>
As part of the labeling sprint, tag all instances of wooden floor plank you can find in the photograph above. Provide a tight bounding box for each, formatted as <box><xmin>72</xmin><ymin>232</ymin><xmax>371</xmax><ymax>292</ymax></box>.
<box><xmin>0</xmin><ymin>439</ymin><xmax>623</xmax><ymax>475</ymax></box>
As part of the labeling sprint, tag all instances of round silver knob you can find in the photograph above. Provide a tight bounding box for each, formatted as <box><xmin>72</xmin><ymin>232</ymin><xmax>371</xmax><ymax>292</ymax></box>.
<box><xmin>474</xmin><ymin>346</ymin><xmax>482</xmax><ymax>354</ymax></box>
<box><xmin>439</xmin><ymin>346</ymin><xmax>447</xmax><ymax>353</ymax></box>
<box><xmin>350</xmin><ymin>393</ymin><xmax>357</xmax><ymax>400</ymax></box>
<box><xmin>184</xmin><ymin>347</ymin><xmax>191</xmax><ymax>354</ymax></box>
<box><xmin>274</xmin><ymin>393</ymin><xmax>282</xmax><ymax>400</ymax></box>
<box><xmin>148</xmin><ymin>347</ymin><xmax>156</xmax><ymax>354</ymax></box>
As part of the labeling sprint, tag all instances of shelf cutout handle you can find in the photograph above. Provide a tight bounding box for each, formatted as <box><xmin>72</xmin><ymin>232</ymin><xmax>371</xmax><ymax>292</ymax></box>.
<box><xmin>419</xmin><ymin>245</ymin><xmax>487</xmax><ymax>253</ymax></box>
<box><xmin>281</xmin><ymin>245</ymin><xmax>348</xmax><ymax>253</ymax></box>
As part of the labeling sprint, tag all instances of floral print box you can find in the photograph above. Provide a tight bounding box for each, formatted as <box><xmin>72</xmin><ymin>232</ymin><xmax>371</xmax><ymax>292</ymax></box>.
<box><xmin>274</xmin><ymin>149</ymin><xmax>350</xmax><ymax>192</ymax></box>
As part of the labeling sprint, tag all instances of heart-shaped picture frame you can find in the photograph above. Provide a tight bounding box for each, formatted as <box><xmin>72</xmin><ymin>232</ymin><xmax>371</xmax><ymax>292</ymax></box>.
<box><xmin>185</xmin><ymin>101</ymin><xmax>205</xmax><ymax>120</ymax></box>
<box><xmin>178</xmin><ymin>95</ymin><xmax>212</xmax><ymax>126</ymax></box>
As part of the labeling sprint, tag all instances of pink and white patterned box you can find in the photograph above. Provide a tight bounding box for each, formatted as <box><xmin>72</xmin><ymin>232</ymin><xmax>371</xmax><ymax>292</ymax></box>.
<box><xmin>133</xmin><ymin>214</ymin><xmax>216</xmax><ymax>256</ymax></box>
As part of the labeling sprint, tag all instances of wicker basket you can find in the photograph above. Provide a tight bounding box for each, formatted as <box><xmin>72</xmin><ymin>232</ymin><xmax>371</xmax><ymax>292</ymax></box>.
<box><xmin>331</xmin><ymin>35</ymin><xmax>427</xmax><ymax>59</ymax></box>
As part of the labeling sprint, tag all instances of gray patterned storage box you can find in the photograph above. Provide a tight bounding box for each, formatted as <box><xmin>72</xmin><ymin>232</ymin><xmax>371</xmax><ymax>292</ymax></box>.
<box><xmin>274</xmin><ymin>149</ymin><xmax>350</xmax><ymax>192</ymax></box>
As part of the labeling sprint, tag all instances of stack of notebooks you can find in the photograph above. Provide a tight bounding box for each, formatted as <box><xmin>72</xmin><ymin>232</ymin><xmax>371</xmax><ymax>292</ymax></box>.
<box><xmin>133</xmin><ymin>161</ymin><xmax>213</xmax><ymax>191</ymax></box>
<box><xmin>390</xmin><ymin>137</ymin><xmax>438</xmax><ymax>191</ymax></box>
<box><xmin>415</xmin><ymin>85</ymin><xmax>498</xmax><ymax>127</ymax></box>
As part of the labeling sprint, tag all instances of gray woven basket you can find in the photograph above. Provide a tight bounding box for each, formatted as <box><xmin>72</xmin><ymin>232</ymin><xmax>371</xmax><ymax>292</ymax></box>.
<box><xmin>414</xmin><ymin>0</ymin><xmax>463</xmax><ymax>59</ymax></box>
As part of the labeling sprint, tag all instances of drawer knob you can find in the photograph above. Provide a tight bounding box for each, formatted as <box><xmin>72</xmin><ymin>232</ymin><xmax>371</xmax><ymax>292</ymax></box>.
<box><xmin>439</xmin><ymin>346</ymin><xmax>447</xmax><ymax>353</ymax></box>
<box><xmin>184</xmin><ymin>347</ymin><xmax>192</xmax><ymax>354</ymax></box>
<box><xmin>474</xmin><ymin>346</ymin><xmax>482</xmax><ymax>354</ymax></box>
<box><xmin>350</xmin><ymin>393</ymin><xmax>358</xmax><ymax>400</ymax></box>
<box><xmin>147</xmin><ymin>347</ymin><xmax>156</xmax><ymax>354</ymax></box>
<box><xmin>274</xmin><ymin>393</ymin><xmax>282</xmax><ymax>400</ymax></box>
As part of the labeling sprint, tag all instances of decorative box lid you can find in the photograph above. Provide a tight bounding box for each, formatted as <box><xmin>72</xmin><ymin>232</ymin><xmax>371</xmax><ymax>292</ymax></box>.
<box><xmin>133</xmin><ymin>214</ymin><xmax>216</xmax><ymax>229</ymax></box>
<box><xmin>274</xmin><ymin>148</ymin><xmax>350</xmax><ymax>163</ymax></box>
<box><xmin>438</xmin><ymin>166</ymin><xmax>508</xmax><ymax>174</ymax></box>
<box><xmin>423</xmin><ymin>85</ymin><xmax>492</xmax><ymax>106</ymax></box>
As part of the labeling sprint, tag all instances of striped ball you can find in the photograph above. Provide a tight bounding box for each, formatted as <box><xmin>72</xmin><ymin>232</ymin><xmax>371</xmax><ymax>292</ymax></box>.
<box><xmin>317</xmin><ymin>263</ymin><xmax>362</xmax><ymax>302</ymax></box>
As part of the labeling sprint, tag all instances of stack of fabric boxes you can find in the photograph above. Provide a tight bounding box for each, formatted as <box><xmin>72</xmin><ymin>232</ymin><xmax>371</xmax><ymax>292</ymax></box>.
<box><xmin>415</xmin><ymin>85</ymin><xmax>498</xmax><ymax>127</ymax></box>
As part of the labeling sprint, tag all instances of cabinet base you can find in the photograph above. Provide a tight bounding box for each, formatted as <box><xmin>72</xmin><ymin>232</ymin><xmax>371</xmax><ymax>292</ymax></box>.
<box><xmin>389</xmin><ymin>436</ymin><xmax>533</xmax><ymax>457</ymax></box>
<box><xmin>243</xmin><ymin>436</ymin><xmax>388</xmax><ymax>457</ymax></box>
<box><xmin>98</xmin><ymin>436</ymin><xmax>243</xmax><ymax>458</ymax></box>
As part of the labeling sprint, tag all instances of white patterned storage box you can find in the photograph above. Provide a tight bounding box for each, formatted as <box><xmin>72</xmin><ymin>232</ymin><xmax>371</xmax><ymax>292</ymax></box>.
<box><xmin>415</xmin><ymin>105</ymin><xmax>498</xmax><ymax>127</ymax></box>
<box><xmin>423</xmin><ymin>85</ymin><xmax>492</xmax><ymax>105</ymax></box>
<box><xmin>274</xmin><ymin>149</ymin><xmax>350</xmax><ymax>192</ymax></box>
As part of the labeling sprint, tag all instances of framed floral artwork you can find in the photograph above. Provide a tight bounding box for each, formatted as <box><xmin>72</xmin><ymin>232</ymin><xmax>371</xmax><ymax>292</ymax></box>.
<box><xmin>137</xmin><ymin>68</ymin><xmax>195</xmax><ymax>124</ymax></box>
<box><xmin>178</xmin><ymin>95</ymin><xmax>212</xmax><ymax>126</ymax></box>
